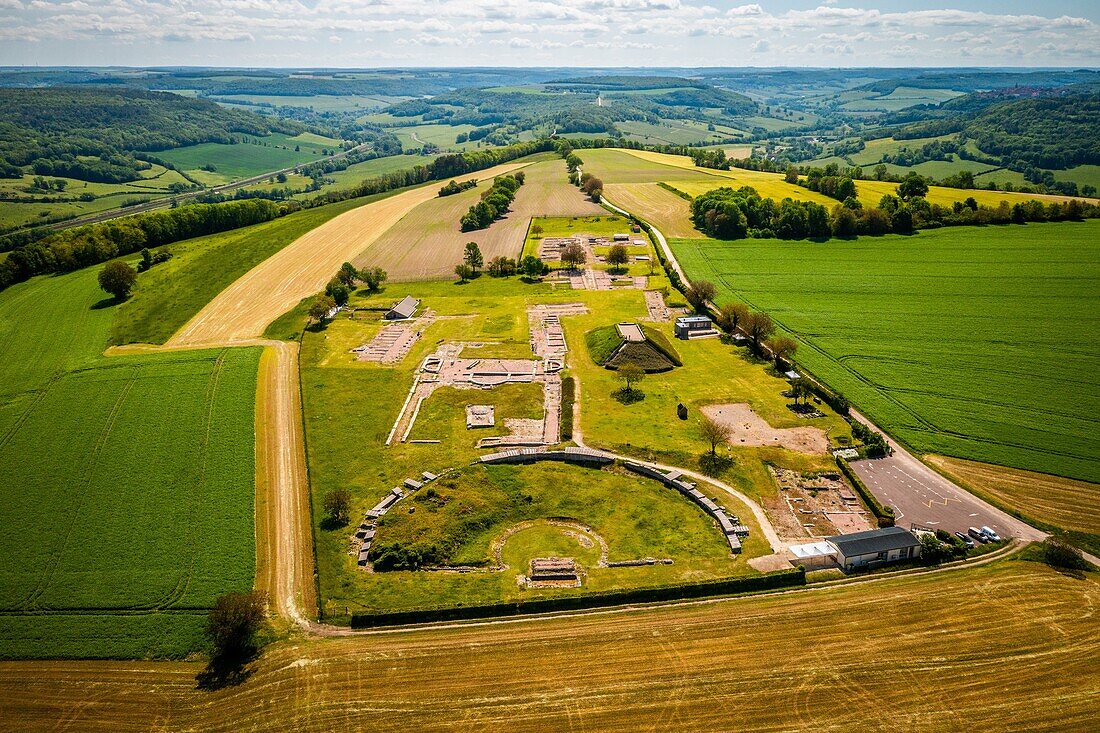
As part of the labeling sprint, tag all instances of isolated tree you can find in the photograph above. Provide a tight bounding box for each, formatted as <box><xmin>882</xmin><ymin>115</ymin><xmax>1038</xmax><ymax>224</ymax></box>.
<box><xmin>768</xmin><ymin>336</ymin><xmax>798</xmax><ymax>368</ymax></box>
<box><xmin>454</xmin><ymin>262</ymin><xmax>473</xmax><ymax>282</ymax></box>
<box><xmin>323</xmin><ymin>488</ymin><xmax>351</xmax><ymax>526</ymax></box>
<box><xmin>685</xmin><ymin>279</ymin><xmax>717</xmax><ymax>312</ymax></box>
<box><xmin>530</xmin><ymin>223</ymin><xmax>544</xmax><ymax>238</ymax></box>
<box><xmin>717</xmin><ymin>302</ymin><xmax>749</xmax><ymax>334</ymax></box>
<box><xmin>308</xmin><ymin>295</ymin><xmax>336</xmax><ymax>324</ymax></box>
<box><xmin>790</xmin><ymin>379</ymin><xmax>812</xmax><ymax>405</ymax></box>
<box><xmin>606</xmin><ymin>243</ymin><xmax>629</xmax><ymax>271</ymax></box>
<box><xmin>617</xmin><ymin>363</ymin><xmax>645</xmax><ymax>394</ymax></box>
<box><xmin>97</xmin><ymin>260</ymin><xmax>137</xmax><ymax>300</ymax></box>
<box><xmin>276</xmin><ymin>172</ymin><xmax>288</xmax><ymax>184</ymax></box>
<box><xmin>205</xmin><ymin>590</ymin><xmax>268</xmax><ymax>665</ymax></box>
<box><xmin>337</xmin><ymin>262</ymin><xmax>360</xmax><ymax>288</ymax></box>
<box><xmin>463</xmin><ymin>242</ymin><xmax>483</xmax><ymax>273</ymax></box>
<box><xmin>744</xmin><ymin>310</ymin><xmax>775</xmax><ymax>351</ymax></box>
<box><xmin>784</xmin><ymin>166</ymin><xmax>799</xmax><ymax>184</ymax></box>
<box><xmin>561</xmin><ymin>241</ymin><xmax>586</xmax><ymax>271</ymax></box>
<box><xmin>360</xmin><ymin>266</ymin><xmax>387</xmax><ymax>293</ymax></box>
<box><xmin>699</xmin><ymin>415</ymin><xmax>732</xmax><ymax>456</ymax></box>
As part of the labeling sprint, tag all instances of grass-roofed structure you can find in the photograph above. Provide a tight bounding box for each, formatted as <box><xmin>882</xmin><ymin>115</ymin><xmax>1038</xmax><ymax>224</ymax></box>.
<box><xmin>586</xmin><ymin>322</ymin><xmax>682</xmax><ymax>373</ymax></box>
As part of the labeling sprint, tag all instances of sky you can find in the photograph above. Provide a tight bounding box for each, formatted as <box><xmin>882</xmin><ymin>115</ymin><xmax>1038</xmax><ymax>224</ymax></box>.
<box><xmin>0</xmin><ymin>1</ymin><xmax>1097</xmax><ymax>68</ymax></box>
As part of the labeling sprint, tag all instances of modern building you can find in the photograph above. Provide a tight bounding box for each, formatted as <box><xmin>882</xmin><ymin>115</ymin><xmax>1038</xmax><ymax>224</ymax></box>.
<box><xmin>674</xmin><ymin>315</ymin><xmax>717</xmax><ymax>340</ymax></box>
<box><xmin>788</xmin><ymin>527</ymin><xmax>922</xmax><ymax>571</ymax></box>
<box><xmin>385</xmin><ymin>295</ymin><xmax>420</xmax><ymax>321</ymax></box>
<box><xmin>828</xmin><ymin>527</ymin><xmax>921</xmax><ymax>570</ymax></box>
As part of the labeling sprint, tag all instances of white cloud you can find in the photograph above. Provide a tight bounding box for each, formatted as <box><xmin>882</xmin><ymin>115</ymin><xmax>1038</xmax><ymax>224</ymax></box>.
<box><xmin>0</xmin><ymin>0</ymin><xmax>1095</xmax><ymax>66</ymax></box>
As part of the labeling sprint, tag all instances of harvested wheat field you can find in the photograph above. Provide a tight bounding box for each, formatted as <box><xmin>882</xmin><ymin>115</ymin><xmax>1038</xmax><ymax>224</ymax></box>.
<box><xmin>168</xmin><ymin>161</ymin><xmax>531</xmax><ymax>346</ymax></box>
<box><xmin>1</xmin><ymin>561</ymin><xmax>1097</xmax><ymax>732</ymax></box>
<box><xmin>702</xmin><ymin>403</ymin><xmax>828</xmax><ymax>454</ymax></box>
<box><xmin>353</xmin><ymin>158</ymin><xmax>603</xmax><ymax>281</ymax></box>
<box><xmin>604</xmin><ymin>182</ymin><xmax>700</xmax><ymax>238</ymax></box>
<box><xmin>927</xmin><ymin>455</ymin><xmax>1100</xmax><ymax>535</ymax></box>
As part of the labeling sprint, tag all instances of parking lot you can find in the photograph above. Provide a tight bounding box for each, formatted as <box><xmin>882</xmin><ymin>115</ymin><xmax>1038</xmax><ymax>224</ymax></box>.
<box><xmin>847</xmin><ymin>413</ymin><xmax>1044</xmax><ymax>542</ymax></box>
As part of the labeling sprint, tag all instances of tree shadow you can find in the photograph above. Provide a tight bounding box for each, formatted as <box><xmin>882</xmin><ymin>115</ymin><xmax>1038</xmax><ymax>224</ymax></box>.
<box><xmin>698</xmin><ymin>453</ymin><xmax>733</xmax><ymax>477</ymax></box>
<box><xmin>195</xmin><ymin>652</ymin><xmax>259</xmax><ymax>691</ymax></box>
<box><xmin>612</xmin><ymin>388</ymin><xmax>644</xmax><ymax>405</ymax></box>
<box><xmin>319</xmin><ymin>515</ymin><xmax>348</xmax><ymax>532</ymax></box>
<box><xmin>90</xmin><ymin>296</ymin><xmax>123</xmax><ymax>310</ymax></box>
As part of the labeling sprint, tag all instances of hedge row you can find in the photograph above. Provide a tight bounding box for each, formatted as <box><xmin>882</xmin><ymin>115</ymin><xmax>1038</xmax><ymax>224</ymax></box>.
<box><xmin>837</xmin><ymin>456</ymin><xmax>895</xmax><ymax>527</ymax></box>
<box><xmin>560</xmin><ymin>376</ymin><xmax>575</xmax><ymax>441</ymax></box>
<box><xmin>350</xmin><ymin>567</ymin><xmax>805</xmax><ymax>628</ymax></box>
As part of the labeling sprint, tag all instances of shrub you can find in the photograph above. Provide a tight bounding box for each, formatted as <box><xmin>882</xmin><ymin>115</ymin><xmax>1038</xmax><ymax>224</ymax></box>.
<box><xmin>1041</xmin><ymin>537</ymin><xmax>1090</xmax><ymax>572</ymax></box>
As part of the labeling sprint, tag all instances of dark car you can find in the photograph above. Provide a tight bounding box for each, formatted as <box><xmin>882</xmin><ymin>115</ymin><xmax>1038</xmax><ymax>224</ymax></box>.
<box><xmin>955</xmin><ymin>531</ymin><xmax>976</xmax><ymax>549</ymax></box>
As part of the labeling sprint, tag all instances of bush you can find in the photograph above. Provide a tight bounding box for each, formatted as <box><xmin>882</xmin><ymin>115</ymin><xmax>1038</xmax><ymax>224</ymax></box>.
<box><xmin>1041</xmin><ymin>537</ymin><xmax>1090</xmax><ymax>572</ymax></box>
<box><xmin>850</xmin><ymin>419</ymin><xmax>889</xmax><ymax>457</ymax></box>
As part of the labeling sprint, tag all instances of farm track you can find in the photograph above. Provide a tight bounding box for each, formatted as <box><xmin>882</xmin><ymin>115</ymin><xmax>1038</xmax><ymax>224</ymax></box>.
<box><xmin>168</xmin><ymin>161</ymin><xmax>532</xmax><ymax>346</ymax></box>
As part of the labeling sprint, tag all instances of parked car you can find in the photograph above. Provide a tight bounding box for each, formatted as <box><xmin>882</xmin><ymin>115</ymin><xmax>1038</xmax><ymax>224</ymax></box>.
<box><xmin>968</xmin><ymin>527</ymin><xmax>988</xmax><ymax>543</ymax></box>
<box><xmin>980</xmin><ymin>526</ymin><xmax>1002</xmax><ymax>542</ymax></box>
<box><xmin>955</xmin><ymin>531</ymin><xmax>976</xmax><ymax>549</ymax></box>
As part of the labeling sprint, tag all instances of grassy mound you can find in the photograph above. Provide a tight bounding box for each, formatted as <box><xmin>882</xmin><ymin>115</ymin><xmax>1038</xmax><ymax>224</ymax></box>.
<box><xmin>585</xmin><ymin>324</ymin><xmax>681</xmax><ymax>373</ymax></box>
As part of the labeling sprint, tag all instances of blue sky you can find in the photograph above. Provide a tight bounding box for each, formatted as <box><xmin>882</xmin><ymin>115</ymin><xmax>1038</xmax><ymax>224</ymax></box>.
<box><xmin>0</xmin><ymin>1</ymin><xmax>1096</xmax><ymax>68</ymax></box>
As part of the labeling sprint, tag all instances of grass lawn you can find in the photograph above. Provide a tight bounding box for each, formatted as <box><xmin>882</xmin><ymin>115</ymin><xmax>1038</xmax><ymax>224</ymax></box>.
<box><xmin>0</xmin><ymin>268</ymin><xmax>259</xmax><ymax>658</ymax></box>
<box><xmin>522</xmin><ymin>213</ymin><xmax>634</xmax><ymax>259</ymax></box>
<box><xmin>354</xmin><ymin>461</ymin><xmax>753</xmax><ymax>613</ymax></box>
<box><xmin>111</xmin><ymin>187</ymin><xmax>412</xmax><ymax>345</ymax></box>
<box><xmin>669</xmin><ymin>220</ymin><xmax>1100</xmax><ymax>492</ymax></box>
<box><xmin>152</xmin><ymin>132</ymin><xmax>341</xmax><ymax>183</ymax></box>
<box><xmin>301</xmin><ymin>273</ymin><xmax>849</xmax><ymax>619</ymax></box>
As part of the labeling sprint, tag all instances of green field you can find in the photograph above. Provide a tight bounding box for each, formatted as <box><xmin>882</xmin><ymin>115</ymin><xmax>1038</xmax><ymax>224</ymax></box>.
<box><xmin>670</xmin><ymin>221</ymin><xmax>1100</xmax><ymax>490</ymax></box>
<box><xmin>392</xmin><ymin>123</ymin><xmax>480</xmax><ymax>151</ymax></box>
<box><xmin>302</xmin><ymin>152</ymin><xmax>440</xmax><ymax>198</ymax></box>
<box><xmin>152</xmin><ymin>132</ymin><xmax>344</xmax><ymax>183</ymax></box>
<box><xmin>0</xmin><ymin>268</ymin><xmax>260</xmax><ymax>658</ymax></box>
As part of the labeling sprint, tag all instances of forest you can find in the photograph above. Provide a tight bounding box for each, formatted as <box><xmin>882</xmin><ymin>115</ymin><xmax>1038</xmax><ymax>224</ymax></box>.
<box><xmin>0</xmin><ymin>88</ymin><xmax>301</xmax><ymax>182</ymax></box>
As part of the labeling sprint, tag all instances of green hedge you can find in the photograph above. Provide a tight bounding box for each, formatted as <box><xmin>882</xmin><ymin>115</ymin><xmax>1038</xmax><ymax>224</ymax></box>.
<box><xmin>560</xmin><ymin>376</ymin><xmax>575</xmax><ymax>441</ymax></box>
<box><xmin>837</xmin><ymin>457</ymin><xmax>895</xmax><ymax>527</ymax></box>
<box><xmin>350</xmin><ymin>567</ymin><xmax>805</xmax><ymax>628</ymax></box>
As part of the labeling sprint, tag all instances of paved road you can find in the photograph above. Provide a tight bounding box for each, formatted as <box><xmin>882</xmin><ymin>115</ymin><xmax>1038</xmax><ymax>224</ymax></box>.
<box><xmin>847</xmin><ymin>410</ymin><xmax>1044</xmax><ymax>542</ymax></box>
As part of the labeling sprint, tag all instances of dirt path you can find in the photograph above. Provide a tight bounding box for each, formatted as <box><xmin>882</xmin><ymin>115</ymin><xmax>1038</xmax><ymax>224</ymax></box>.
<box><xmin>168</xmin><ymin>161</ymin><xmax>531</xmax><ymax>346</ymax></box>
<box><xmin>109</xmin><ymin>338</ymin><xmax>316</xmax><ymax>626</ymax></box>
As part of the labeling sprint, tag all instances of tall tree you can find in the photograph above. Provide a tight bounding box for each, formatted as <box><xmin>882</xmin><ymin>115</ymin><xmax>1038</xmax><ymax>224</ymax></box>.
<box><xmin>744</xmin><ymin>310</ymin><xmax>775</xmax><ymax>350</ymax></box>
<box><xmin>698</xmin><ymin>415</ymin><xmax>732</xmax><ymax>456</ymax></box>
<box><xmin>97</xmin><ymin>260</ymin><xmax>137</xmax><ymax>300</ymax></box>
<box><xmin>464</xmin><ymin>242</ymin><xmax>483</xmax><ymax>273</ymax></box>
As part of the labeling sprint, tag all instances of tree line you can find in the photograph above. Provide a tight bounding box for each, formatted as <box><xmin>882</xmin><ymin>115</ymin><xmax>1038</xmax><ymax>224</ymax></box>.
<box><xmin>460</xmin><ymin>172</ymin><xmax>524</xmax><ymax>231</ymax></box>
<box><xmin>0</xmin><ymin>199</ymin><xmax>288</xmax><ymax>292</ymax></box>
<box><xmin>691</xmin><ymin>179</ymin><xmax>1100</xmax><ymax>241</ymax></box>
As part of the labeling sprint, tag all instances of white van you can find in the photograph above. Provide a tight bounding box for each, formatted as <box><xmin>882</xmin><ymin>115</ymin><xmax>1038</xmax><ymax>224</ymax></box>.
<box><xmin>980</xmin><ymin>526</ymin><xmax>1001</xmax><ymax>542</ymax></box>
